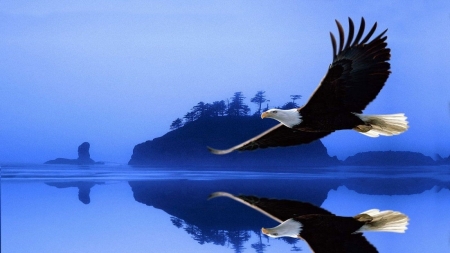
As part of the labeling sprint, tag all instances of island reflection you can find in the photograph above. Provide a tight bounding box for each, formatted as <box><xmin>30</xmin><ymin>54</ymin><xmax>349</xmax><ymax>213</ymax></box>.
<box><xmin>127</xmin><ymin>174</ymin><xmax>449</xmax><ymax>252</ymax></box>
<box><xmin>46</xmin><ymin>181</ymin><xmax>104</xmax><ymax>204</ymax></box>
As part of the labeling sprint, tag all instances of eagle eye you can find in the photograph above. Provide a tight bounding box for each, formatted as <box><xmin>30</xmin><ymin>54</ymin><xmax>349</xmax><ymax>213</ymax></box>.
<box><xmin>272</xmin><ymin>111</ymin><xmax>277</xmax><ymax>114</ymax></box>
<box><xmin>272</xmin><ymin>233</ymin><xmax>278</xmax><ymax>236</ymax></box>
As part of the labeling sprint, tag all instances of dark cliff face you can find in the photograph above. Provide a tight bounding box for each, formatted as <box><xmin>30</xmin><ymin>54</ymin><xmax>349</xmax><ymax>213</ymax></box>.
<box><xmin>128</xmin><ymin>116</ymin><xmax>340</xmax><ymax>168</ymax></box>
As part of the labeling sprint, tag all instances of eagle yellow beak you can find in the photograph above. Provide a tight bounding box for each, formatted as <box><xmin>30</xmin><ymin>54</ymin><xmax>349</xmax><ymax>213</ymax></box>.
<box><xmin>261</xmin><ymin>111</ymin><xmax>269</xmax><ymax>119</ymax></box>
<box><xmin>261</xmin><ymin>227</ymin><xmax>269</xmax><ymax>235</ymax></box>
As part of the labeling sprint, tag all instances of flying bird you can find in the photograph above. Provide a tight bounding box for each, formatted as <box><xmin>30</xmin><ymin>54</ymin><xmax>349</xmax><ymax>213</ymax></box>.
<box><xmin>209</xmin><ymin>191</ymin><xmax>409</xmax><ymax>253</ymax></box>
<box><xmin>208</xmin><ymin>18</ymin><xmax>408</xmax><ymax>155</ymax></box>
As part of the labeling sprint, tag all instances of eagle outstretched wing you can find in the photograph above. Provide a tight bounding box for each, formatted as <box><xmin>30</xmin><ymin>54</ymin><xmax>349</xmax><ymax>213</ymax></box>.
<box><xmin>208</xmin><ymin>18</ymin><xmax>390</xmax><ymax>155</ymax></box>
<box><xmin>301</xmin><ymin>17</ymin><xmax>391</xmax><ymax>116</ymax></box>
<box><xmin>208</xmin><ymin>123</ymin><xmax>332</xmax><ymax>155</ymax></box>
<box><xmin>208</xmin><ymin>191</ymin><xmax>334</xmax><ymax>223</ymax></box>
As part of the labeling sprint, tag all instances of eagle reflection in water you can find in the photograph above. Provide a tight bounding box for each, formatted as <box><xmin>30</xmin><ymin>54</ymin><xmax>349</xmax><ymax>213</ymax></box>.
<box><xmin>209</xmin><ymin>192</ymin><xmax>409</xmax><ymax>253</ymax></box>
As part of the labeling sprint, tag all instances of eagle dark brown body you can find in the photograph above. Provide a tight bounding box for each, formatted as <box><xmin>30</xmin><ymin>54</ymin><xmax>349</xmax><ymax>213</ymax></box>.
<box><xmin>296</xmin><ymin>110</ymin><xmax>366</xmax><ymax>132</ymax></box>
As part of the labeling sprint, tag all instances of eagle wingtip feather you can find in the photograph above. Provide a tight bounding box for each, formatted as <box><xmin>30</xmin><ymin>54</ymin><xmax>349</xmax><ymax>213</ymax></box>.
<box><xmin>207</xmin><ymin>146</ymin><xmax>234</xmax><ymax>155</ymax></box>
<box><xmin>208</xmin><ymin>191</ymin><xmax>233</xmax><ymax>200</ymax></box>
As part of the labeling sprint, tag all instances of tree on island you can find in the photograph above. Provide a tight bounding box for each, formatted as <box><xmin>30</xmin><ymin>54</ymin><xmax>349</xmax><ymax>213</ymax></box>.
<box><xmin>192</xmin><ymin>102</ymin><xmax>212</xmax><ymax>119</ymax></box>
<box><xmin>279</xmin><ymin>94</ymin><xmax>302</xmax><ymax>109</ymax></box>
<box><xmin>169</xmin><ymin>90</ymin><xmax>305</xmax><ymax>130</ymax></box>
<box><xmin>211</xmin><ymin>100</ymin><xmax>227</xmax><ymax>117</ymax></box>
<box><xmin>183</xmin><ymin>111</ymin><xmax>196</xmax><ymax>123</ymax></box>
<box><xmin>170</xmin><ymin>118</ymin><xmax>183</xmax><ymax>130</ymax></box>
<box><xmin>280</xmin><ymin>102</ymin><xmax>297</xmax><ymax>109</ymax></box>
<box><xmin>227</xmin><ymin>92</ymin><xmax>250</xmax><ymax>117</ymax></box>
<box><xmin>290</xmin><ymin>95</ymin><xmax>302</xmax><ymax>104</ymax></box>
<box><xmin>250</xmin><ymin>91</ymin><xmax>268</xmax><ymax>116</ymax></box>
<box><xmin>182</xmin><ymin>102</ymin><xmax>215</xmax><ymax>124</ymax></box>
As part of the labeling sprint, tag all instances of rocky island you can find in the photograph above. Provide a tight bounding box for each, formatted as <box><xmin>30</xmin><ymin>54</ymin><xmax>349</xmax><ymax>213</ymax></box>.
<box><xmin>128</xmin><ymin>117</ymin><xmax>450</xmax><ymax>168</ymax></box>
<box><xmin>128</xmin><ymin>116</ymin><xmax>340</xmax><ymax>168</ymax></box>
<box><xmin>45</xmin><ymin>142</ymin><xmax>103</xmax><ymax>165</ymax></box>
<box><xmin>127</xmin><ymin>91</ymin><xmax>448</xmax><ymax>168</ymax></box>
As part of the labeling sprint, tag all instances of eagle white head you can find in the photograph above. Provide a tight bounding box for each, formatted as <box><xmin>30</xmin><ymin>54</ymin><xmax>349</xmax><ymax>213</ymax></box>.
<box><xmin>261</xmin><ymin>218</ymin><xmax>303</xmax><ymax>238</ymax></box>
<box><xmin>261</xmin><ymin>109</ymin><xmax>302</xmax><ymax>128</ymax></box>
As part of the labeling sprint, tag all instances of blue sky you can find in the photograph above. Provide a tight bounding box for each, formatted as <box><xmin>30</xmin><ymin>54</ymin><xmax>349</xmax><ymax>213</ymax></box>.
<box><xmin>1</xmin><ymin>1</ymin><xmax>449</xmax><ymax>163</ymax></box>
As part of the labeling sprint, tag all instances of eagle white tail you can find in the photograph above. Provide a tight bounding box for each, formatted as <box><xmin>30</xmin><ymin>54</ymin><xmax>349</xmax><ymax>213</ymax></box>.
<box><xmin>355</xmin><ymin>113</ymin><xmax>409</xmax><ymax>137</ymax></box>
<box><xmin>357</xmin><ymin>209</ymin><xmax>409</xmax><ymax>233</ymax></box>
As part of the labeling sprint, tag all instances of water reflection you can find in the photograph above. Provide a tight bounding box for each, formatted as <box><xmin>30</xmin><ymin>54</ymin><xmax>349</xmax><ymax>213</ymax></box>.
<box><xmin>127</xmin><ymin>175</ymin><xmax>449</xmax><ymax>252</ymax></box>
<box><xmin>46</xmin><ymin>182</ymin><xmax>104</xmax><ymax>204</ymax></box>
<box><xmin>2</xmin><ymin>165</ymin><xmax>450</xmax><ymax>252</ymax></box>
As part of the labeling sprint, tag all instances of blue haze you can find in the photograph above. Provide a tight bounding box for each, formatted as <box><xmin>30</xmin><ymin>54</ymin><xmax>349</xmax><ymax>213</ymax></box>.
<box><xmin>1</xmin><ymin>1</ymin><xmax>450</xmax><ymax>164</ymax></box>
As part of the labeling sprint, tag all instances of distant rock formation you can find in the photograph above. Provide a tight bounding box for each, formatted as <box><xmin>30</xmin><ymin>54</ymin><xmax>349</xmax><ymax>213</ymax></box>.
<box><xmin>128</xmin><ymin>116</ymin><xmax>340</xmax><ymax>168</ymax></box>
<box><xmin>77</xmin><ymin>142</ymin><xmax>93</xmax><ymax>163</ymax></box>
<box><xmin>436</xmin><ymin>154</ymin><xmax>450</xmax><ymax>165</ymax></box>
<box><xmin>444</xmin><ymin>155</ymin><xmax>450</xmax><ymax>165</ymax></box>
<box><xmin>45</xmin><ymin>142</ymin><xmax>103</xmax><ymax>165</ymax></box>
<box><xmin>344</xmin><ymin>151</ymin><xmax>436</xmax><ymax>166</ymax></box>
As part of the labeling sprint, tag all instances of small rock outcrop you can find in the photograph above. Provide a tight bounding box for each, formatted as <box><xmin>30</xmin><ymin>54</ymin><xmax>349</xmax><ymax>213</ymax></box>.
<box><xmin>45</xmin><ymin>142</ymin><xmax>102</xmax><ymax>165</ymax></box>
<box><xmin>77</xmin><ymin>142</ymin><xmax>94</xmax><ymax>164</ymax></box>
<box><xmin>436</xmin><ymin>154</ymin><xmax>450</xmax><ymax>165</ymax></box>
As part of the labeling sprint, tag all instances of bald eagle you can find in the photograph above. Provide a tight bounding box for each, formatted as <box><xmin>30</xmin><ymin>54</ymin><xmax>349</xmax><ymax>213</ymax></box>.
<box><xmin>208</xmin><ymin>18</ymin><xmax>408</xmax><ymax>155</ymax></box>
<box><xmin>209</xmin><ymin>192</ymin><xmax>409</xmax><ymax>253</ymax></box>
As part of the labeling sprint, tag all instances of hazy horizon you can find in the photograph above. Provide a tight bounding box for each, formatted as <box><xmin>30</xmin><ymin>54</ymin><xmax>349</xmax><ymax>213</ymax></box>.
<box><xmin>2</xmin><ymin>1</ymin><xmax>449</xmax><ymax>164</ymax></box>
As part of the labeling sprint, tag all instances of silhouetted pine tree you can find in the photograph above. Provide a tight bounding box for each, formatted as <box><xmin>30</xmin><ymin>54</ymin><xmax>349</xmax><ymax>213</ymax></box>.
<box><xmin>278</xmin><ymin>95</ymin><xmax>302</xmax><ymax>109</ymax></box>
<box><xmin>170</xmin><ymin>91</ymin><xmax>259</xmax><ymax>129</ymax></box>
<box><xmin>280</xmin><ymin>101</ymin><xmax>298</xmax><ymax>109</ymax></box>
<box><xmin>251</xmin><ymin>91</ymin><xmax>268</xmax><ymax>115</ymax></box>
<box><xmin>290</xmin><ymin>95</ymin><xmax>302</xmax><ymax>104</ymax></box>
<box><xmin>170</xmin><ymin>118</ymin><xmax>183</xmax><ymax>130</ymax></box>
<box><xmin>211</xmin><ymin>100</ymin><xmax>227</xmax><ymax>116</ymax></box>
<box><xmin>227</xmin><ymin>230</ymin><xmax>251</xmax><ymax>253</ymax></box>
<box><xmin>183</xmin><ymin>111</ymin><xmax>196</xmax><ymax>124</ymax></box>
<box><xmin>227</xmin><ymin>92</ymin><xmax>250</xmax><ymax>117</ymax></box>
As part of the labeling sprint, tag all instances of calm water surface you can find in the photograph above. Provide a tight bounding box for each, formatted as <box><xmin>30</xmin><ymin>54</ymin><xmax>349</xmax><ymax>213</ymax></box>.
<box><xmin>2</xmin><ymin>164</ymin><xmax>449</xmax><ymax>253</ymax></box>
